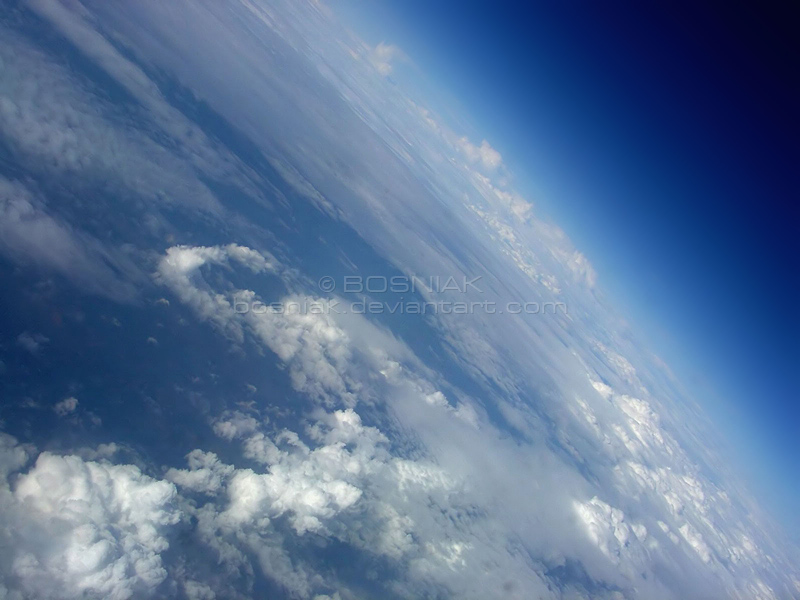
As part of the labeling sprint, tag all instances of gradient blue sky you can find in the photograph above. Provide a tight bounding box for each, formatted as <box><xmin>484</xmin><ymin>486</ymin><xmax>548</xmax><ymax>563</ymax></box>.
<box><xmin>336</xmin><ymin>1</ymin><xmax>799</xmax><ymax>538</ymax></box>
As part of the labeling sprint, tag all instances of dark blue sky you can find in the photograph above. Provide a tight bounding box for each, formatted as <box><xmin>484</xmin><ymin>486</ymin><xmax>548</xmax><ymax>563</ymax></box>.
<box><xmin>337</xmin><ymin>1</ymin><xmax>799</xmax><ymax>536</ymax></box>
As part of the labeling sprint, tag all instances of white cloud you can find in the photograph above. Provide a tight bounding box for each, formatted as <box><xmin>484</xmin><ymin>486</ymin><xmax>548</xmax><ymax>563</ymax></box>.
<box><xmin>221</xmin><ymin>420</ymin><xmax>366</xmax><ymax>534</ymax></box>
<box><xmin>53</xmin><ymin>396</ymin><xmax>79</xmax><ymax>416</ymax></box>
<box><xmin>153</xmin><ymin>245</ymin><xmax>565</xmax><ymax>595</ymax></box>
<box><xmin>156</xmin><ymin>244</ymin><xmax>279</xmax><ymax>345</ymax></box>
<box><xmin>679</xmin><ymin>522</ymin><xmax>711</xmax><ymax>564</ymax></box>
<box><xmin>153</xmin><ymin>241</ymin><xmax>800</xmax><ymax>598</ymax></box>
<box><xmin>0</xmin><ymin>26</ymin><xmax>223</xmax><ymax>216</ymax></box>
<box><xmin>0</xmin><ymin>433</ymin><xmax>33</xmax><ymax>479</ymax></box>
<box><xmin>369</xmin><ymin>42</ymin><xmax>403</xmax><ymax>76</ymax></box>
<box><xmin>470</xmin><ymin>171</ymin><xmax>533</xmax><ymax>222</ymax></box>
<box><xmin>170</xmin><ymin>402</ymin><xmax>514</xmax><ymax>596</ymax></box>
<box><xmin>0</xmin><ymin>438</ymin><xmax>180</xmax><ymax>600</ymax></box>
<box><xmin>564</xmin><ymin>249</ymin><xmax>598</xmax><ymax>288</ymax></box>
<box><xmin>457</xmin><ymin>137</ymin><xmax>503</xmax><ymax>170</ymax></box>
<box><xmin>575</xmin><ymin>497</ymin><xmax>649</xmax><ymax>567</ymax></box>
<box><xmin>211</xmin><ymin>411</ymin><xmax>261</xmax><ymax>442</ymax></box>
<box><xmin>166</xmin><ymin>450</ymin><xmax>234</xmax><ymax>496</ymax></box>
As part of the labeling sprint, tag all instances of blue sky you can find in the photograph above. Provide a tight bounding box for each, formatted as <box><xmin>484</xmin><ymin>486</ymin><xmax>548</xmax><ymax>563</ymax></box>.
<box><xmin>336</xmin><ymin>0</ymin><xmax>799</xmax><ymax>536</ymax></box>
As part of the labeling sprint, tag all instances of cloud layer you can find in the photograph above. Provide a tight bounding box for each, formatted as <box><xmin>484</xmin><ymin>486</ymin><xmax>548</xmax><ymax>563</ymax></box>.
<box><xmin>0</xmin><ymin>0</ymin><xmax>797</xmax><ymax>599</ymax></box>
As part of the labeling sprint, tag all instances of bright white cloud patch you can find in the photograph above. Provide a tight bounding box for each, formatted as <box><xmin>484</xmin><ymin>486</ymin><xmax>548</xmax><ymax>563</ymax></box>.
<box><xmin>0</xmin><ymin>437</ymin><xmax>180</xmax><ymax>600</ymax></box>
<box><xmin>156</xmin><ymin>244</ymin><xmax>279</xmax><ymax>344</ymax></box>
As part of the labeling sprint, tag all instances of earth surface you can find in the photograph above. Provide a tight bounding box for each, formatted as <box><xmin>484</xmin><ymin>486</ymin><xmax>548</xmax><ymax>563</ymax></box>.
<box><xmin>0</xmin><ymin>1</ymin><xmax>798</xmax><ymax>599</ymax></box>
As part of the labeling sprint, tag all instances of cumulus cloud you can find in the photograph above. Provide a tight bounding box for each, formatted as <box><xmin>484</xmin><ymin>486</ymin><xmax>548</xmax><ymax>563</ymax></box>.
<box><xmin>0</xmin><ymin>437</ymin><xmax>180</xmax><ymax>600</ymax></box>
<box><xmin>211</xmin><ymin>410</ymin><xmax>261</xmax><ymax>442</ymax></box>
<box><xmin>471</xmin><ymin>171</ymin><xmax>533</xmax><ymax>222</ymax></box>
<box><xmin>166</xmin><ymin>450</ymin><xmax>235</xmax><ymax>496</ymax></box>
<box><xmin>457</xmin><ymin>137</ymin><xmax>503</xmax><ymax>170</ymax></box>
<box><xmin>156</xmin><ymin>244</ymin><xmax>279</xmax><ymax>344</ymax></box>
<box><xmin>369</xmin><ymin>42</ymin><xmax>403</xmax><ymax>76</ymax></box>
<box><xmin>575</xmin><ymin>497</ymin><xmax>649</xmax><ymax>568</ymax></box>
<box><xmin>53</xmin><ymin>396</ymin><xmax>79</xmax><ymax>416</ymax></box>
<box><xmin>158</xmin><ymin>244</ymin><xmax>363</xmax><ymax>407</ymax></box>
<box><xmin>220</xmin><ymin>410</ymin><xmax>370</xmax><ymax>534</ymax></box>
<box><xmin>168</xmin><ymin>403</ymin><xmax>503</xmax><ymax>596</ymax></box>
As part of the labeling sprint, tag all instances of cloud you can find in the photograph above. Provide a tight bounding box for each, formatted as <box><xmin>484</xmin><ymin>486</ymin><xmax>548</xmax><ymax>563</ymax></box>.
<box><xmin>470</xmin><ymin>171</ymin><xmax>533</xmax><ymax>222</ymax></box>
<box><xmin>155</xmin><ymin>244</ymin><xmax>280</xmax><ymax>345</ymax></box>
<box><xmin>0</xmin><ymin>25</ymin><xmax>224</xmax><ymax>216</ymax></box>
<box><xmin>153</xmin><ymin>240</ymin><xmax>799</xmax><ymax>598</ymax></box>
<box><xmin>165</xmin><ymin>450</ymin><xmax>234</xmax><ymax>496</ymax></box>
<box><xmin>219</xmin><ymin>410</ymin><xmax>370</xmax><ymax>535</ymax></box>
<box><xmin>151</xmin><ymin>245</ymin><xmax>570</xmax><ymax>596</ymax></box>
<box><xmin>457</xmin><ymin>137</ymin><xmax>503</xmax><ymax>170</ymax></box>
<box><xmin>0</xmin><ymin>177</ymin><xmax>141</xmax><ymax>302</ymax></box>
<box><xmin>211</xmin><ymin>411</ymin><xmax>260</xmax><ymax>442</ymax></box>
<box><xmin>0</xmin><ymin>437</ymin><xmax>180</xmax><ymax>600</ymax></box>
<box><xmin>53</xmin><ymin>396</ymin><xmax>79</xmax><ymax>416</ymax></box>
<box><xmin>16</xmin><ymin>331</ymin><xmax>49</xmax><ymax>355</ymax></box>
<box><xmin>369</xmin><ymin>42</ymin><xmax>403</xmax><ymax>76</ymax></box>
<box><xmin>575</xmin><ymin>496</ymin><xmax>650</xmax><ymax>569</ymax></box>
<box><xmin>564</xmin><ymin>250</ymin><xmax>598</xmax><ymax>288</ymax></box>
<box><xmin>5</xmin><ymin>1</ymin><xmax>797</xmax><ymax>598</ymax></box>
<box><xmin>168</xmin><ymin>403</ymin><xmax>507</xmax><ymax>596</ymax></box>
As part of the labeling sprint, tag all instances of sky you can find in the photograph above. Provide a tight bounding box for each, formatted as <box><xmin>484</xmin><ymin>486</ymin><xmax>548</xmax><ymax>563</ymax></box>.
<box><xmin>334</xmin><ymin>0</ymin><xmax>800</xmax><ymax>536</ymax></box>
